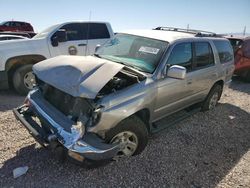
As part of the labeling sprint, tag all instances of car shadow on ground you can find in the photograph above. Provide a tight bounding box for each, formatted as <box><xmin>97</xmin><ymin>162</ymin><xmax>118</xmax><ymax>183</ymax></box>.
<box><xmin>1</xmin><ymin>103</ymin><xmax>250</xmax><ymax>187</ymax></box>
<box><xmin>0</xmin><ymin>90</ymin><xmax>24</xmax><ymax>112</ymax></box>
<box><xmin>230</xmin><ymin>76</ymin><xmax>250</xmax><ymax>94</ymax></box>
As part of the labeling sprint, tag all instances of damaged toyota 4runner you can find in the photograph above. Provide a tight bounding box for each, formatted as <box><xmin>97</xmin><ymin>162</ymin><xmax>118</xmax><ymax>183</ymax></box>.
<box><xmin>14</xmin><ymin>27</ymin><xmax>234</xmax><ymax>164</ymax></box>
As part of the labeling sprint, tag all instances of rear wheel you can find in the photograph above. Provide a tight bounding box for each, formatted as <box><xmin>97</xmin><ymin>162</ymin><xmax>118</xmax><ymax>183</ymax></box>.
<box><xmin>201</xmin><ymin>84</ymin><xmax>222</xmax><ymax>111</ymax></box>
<box><xmin>12</xmin><ymin>64</ymin><xmax>36</xmax><ymax>95</ymax></box>
<box><xmin>105</xmin><ymin>116</ymin><xmax>148</xmax><ymax>160</ymax></box>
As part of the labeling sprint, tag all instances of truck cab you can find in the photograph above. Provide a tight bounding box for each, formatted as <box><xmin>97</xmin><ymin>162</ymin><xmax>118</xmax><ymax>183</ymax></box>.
<box><xmin>0</xmin><ymin>21</ymin><xmax>114</xmax><ymax>94</ymax></box>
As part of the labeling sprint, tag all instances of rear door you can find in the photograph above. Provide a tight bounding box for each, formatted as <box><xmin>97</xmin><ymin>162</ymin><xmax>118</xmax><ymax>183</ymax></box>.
<box><xmin>85</xmin><ymin>23</ymin><xmax>111</xmax><ymax>55</ymax></box>
<box><xmin>213</xmin><ymin>40</ymin><xmax>234</xmax><ymax>81</ymax></box>
<box><xmin>187</xmin><ymin>41</ymin><xmax>217</xmax><ymax>101</ymax></box>
<box><xmin>12</xmin><ymin>22</ymin><xmax>22</xmax><ymax>31</ymax></box>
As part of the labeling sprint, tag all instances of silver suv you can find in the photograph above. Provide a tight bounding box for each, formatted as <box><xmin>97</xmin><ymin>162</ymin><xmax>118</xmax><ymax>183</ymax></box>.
<box><xmin>14</xmin><ymin>27</ymin><xmax>235</xmax><ymax>164</ymax></box>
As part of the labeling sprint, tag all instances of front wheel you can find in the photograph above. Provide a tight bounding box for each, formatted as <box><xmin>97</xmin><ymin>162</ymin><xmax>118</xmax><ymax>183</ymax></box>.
<box><xmin>201</xmin><ymin>84</ymin><xmax>222</xmax><ymax>111</ymax></box>
<box><xmin>12</xmin><ymin>64</ymin><xmax>36</xmax><ymax>95</ymax></box>
<box><xmin>105</xmin><ymin>116</ymin><xmax>148</xmax><ymax>160</ymax></box>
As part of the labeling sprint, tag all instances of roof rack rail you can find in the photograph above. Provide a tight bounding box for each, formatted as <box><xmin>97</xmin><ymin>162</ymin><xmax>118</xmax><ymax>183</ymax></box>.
<box><xmin>154</xmin><ymin>26</ymin><xmax>218</xmax><ymax>37</ymax></box>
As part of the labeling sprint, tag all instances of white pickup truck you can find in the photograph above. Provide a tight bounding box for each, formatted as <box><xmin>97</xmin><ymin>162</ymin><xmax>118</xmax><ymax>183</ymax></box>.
<box><xmin>0</xmin><ymin>21</ymin><xmax>114</xmax><ymax>94</ymax></box>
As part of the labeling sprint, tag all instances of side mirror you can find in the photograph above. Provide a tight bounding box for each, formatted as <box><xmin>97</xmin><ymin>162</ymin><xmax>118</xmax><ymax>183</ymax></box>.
<box><xmin>51</xmin><ymin>29</ymin><xmax>67</xmax><ymax>47</ymax></box>
<box><xmin>56</xmin><ymin>29</ymin><xmax>67</xmax><ymax>42</ymax></box>
<box><xmin>95</xmin><ymin>44</ymin><xmax>101</xmax><ymax>53</ymax></box>
<box><xmin>166</xmin><ymin>65</ymin><xmax>186</xmax><ymax>79</ymax></box>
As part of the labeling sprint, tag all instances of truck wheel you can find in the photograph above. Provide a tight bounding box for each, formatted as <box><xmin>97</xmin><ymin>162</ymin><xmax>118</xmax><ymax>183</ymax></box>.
<box><xmin>201</xmin><ymin>84</ymin><xmax>222</xmax><ymax>111</ymax></box>
<box><xmin>13</xmin><ymin>64</ymin><xmax>36</xmax><ymax>95</ymax></box>
<box><xmin>244</xmin><ymin>71</ymin><xmax>250</xmax><ymax>82</ymax></box>
<box><xmin>105</xmin><ymin>116</ymin><xmax>148</xmax><ymax>160</ymax></box>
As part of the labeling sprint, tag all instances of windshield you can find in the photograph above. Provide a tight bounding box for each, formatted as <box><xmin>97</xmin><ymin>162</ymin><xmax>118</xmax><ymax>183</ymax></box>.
<box><xmin>96</xmin><ymin>33</ymin><xmax>168</xmax><ymax>73</ymax></box>
<box><xmin>33</xmin><ymin>24</ymin><xmax>60</xmax><ymax>39</ymax></box>
<box><xmin>0</xmin><ymin>21</ymin><xmax>7</xmax><ymax>26</ymax></box>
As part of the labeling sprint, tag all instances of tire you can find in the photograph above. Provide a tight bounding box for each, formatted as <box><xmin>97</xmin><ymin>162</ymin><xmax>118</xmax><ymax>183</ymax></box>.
<box><xmin>201</xmin><ymin>84</ymin><xmax>222</xmax><ymax>111</ymax></box>
<box><xmin>12</xmin><ymin>64</ymin><xmax>35</xmax><ymax>95</ymax></box>
<box><xmin>244</xmin><ymin>71</ymin><xmax>250</xmax><ymax>82</ymax></box>
<box><xmin>105</xmin><ymin>116</ymin><xmax>148</xmax><ymax>159</ymax></box>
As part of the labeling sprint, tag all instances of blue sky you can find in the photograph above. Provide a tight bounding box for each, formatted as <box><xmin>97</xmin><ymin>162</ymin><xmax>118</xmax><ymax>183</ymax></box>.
<box><xmin>1</xmin><ymin>0</ymin><xmax>249</xmax><ymax>34</ymax></box>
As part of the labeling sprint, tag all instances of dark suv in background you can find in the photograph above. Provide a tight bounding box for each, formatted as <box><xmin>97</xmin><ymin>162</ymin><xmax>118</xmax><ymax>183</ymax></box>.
<box><xmin>0</xmin><ymin>21</ymin><xmax>34</xmax><ymax>32</ymax></box>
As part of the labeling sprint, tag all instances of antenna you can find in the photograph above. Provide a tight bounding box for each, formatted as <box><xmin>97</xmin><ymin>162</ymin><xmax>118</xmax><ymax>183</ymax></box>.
<box><xmin>85</xmin><ymin>11</ymin><xmax>92</xmax><ymax>56</ymax></box>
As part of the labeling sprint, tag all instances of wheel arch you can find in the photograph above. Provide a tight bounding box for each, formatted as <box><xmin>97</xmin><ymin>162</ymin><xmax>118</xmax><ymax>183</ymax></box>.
<box><xmin>132</xmin><ymin>108</ymin><xmax>151</xmax><ymax>132</ymax></box>
<box><xmin>210</xmin><ymin>80</ymin><xmax>224</xmax><ymax>99</ymax></box>
<box><xmin>6</xmin><ymin>54</ymin><xmax>46</xmax><ymax>72</ymax></box>
<box><xmin>5</xmin><ymin>55</ymin><xmax>46</xmax><ymax>86</ymax></box>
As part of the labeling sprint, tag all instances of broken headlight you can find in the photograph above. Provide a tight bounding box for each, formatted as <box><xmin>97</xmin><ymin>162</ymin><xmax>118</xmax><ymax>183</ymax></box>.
<box><xmin>89</xmin><ymin>107</ymin><xmax>103</xmax><ymax>127</ymax></box>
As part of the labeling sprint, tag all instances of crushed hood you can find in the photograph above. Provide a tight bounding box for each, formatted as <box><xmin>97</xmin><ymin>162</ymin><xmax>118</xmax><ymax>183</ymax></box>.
<box><xmin>33</xmin><ymin>55</ymin><xmax>124</xmax><ymax>99</ymax></box>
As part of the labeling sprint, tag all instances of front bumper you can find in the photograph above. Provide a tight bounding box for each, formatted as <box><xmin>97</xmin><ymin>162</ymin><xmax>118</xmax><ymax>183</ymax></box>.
<box><xmin>13</xmin><ymin>89</ymin><xmax>120</xmax><ymax>162</ymax></box>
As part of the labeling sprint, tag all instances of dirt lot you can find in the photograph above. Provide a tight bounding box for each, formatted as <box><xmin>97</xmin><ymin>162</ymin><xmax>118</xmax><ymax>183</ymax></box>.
<box><xmin>0</xmin><ymin>78</ymin><xmax>250</xmax><ymax>188</ymax></box>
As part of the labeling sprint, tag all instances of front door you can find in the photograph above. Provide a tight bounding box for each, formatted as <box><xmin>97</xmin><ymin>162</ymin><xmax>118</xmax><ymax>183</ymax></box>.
<box><xmin>153</xmin><ymin>42</ymin><xmax>195</xmax><ymax>121</ymax></box>
<box><xmin>49</xmin><ymin>23</ymin><xmax>87</xmax><ymax>57</ymax></box>
<box><xmin>49</xmin><ymin>23</ymin><xmax>111</xmax><ymax>57</ymax></box>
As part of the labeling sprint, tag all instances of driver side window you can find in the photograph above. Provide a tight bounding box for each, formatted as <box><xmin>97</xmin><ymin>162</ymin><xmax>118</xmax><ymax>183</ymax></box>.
<box><xmin>60</xmin><ymin>23</ymin><xmax>85</xmax><ymax>41</ymax></box>
<box><xmin>167</xmin><ymin>43</ymin><xmax>192</xmax><ymax>71</ymax></box>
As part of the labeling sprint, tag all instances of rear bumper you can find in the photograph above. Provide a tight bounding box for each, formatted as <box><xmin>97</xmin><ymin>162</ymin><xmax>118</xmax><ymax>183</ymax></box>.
<box><xmin>0</xmin><ymin>70</ymin><xmax>9</xmax><ymax>89</ymax></box>
<box><xmin>13</xmin><ymin>89</ymin><xmax>120</xmax><ymax>162</ymax></box>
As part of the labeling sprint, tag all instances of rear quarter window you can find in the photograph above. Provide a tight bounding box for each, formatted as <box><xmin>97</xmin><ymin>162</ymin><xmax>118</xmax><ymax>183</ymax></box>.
<box><xmin>213</xmin><ymin>40</ymin><xmax>234</xmax><ymax>64</ymax></box>
<box><xmin>194</xmin><ymin>42</ymin><xmax>214</xmax><ymax>69</ymax></box>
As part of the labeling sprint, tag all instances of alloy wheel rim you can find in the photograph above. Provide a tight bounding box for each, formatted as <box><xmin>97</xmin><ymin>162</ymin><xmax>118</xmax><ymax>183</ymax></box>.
<box><xmin>23</xmin><ymin>71</ymin><xmax>36</xmax><ymax>89</ymax></box>
<box><xmin>111</xmin><ymin>131</ymin><xmax>138</xmax><ymax>160</ymax></box>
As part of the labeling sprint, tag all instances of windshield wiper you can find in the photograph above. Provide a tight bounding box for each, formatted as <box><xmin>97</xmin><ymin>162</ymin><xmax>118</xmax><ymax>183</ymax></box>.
<box><xmin>114</xmin><ymin>61</ymin><xmax>137</xmax><ymax>69</ymax></box>
<box><xmin>113</xmin><ymin>60</ymin><xmax>150</xmax><ymax>73</ymax></box>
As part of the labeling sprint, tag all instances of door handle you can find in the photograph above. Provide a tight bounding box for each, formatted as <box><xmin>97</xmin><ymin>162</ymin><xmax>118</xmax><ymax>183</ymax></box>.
<box><xmin>78</xmin><ymin>43</ymin><xmax>87</xmax><ymax>46</ymax></box>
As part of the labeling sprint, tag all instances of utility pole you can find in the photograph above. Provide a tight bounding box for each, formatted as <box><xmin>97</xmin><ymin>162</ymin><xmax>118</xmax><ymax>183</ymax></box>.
<box><xmin>187</xmin><ymin>24</ymin><xmax>189</xmax><ymax>31</ymax></box>
<box><xmin>243</xmin><ymin>26</ymin><xmax>246</xmax><ymax>36</ymax></box>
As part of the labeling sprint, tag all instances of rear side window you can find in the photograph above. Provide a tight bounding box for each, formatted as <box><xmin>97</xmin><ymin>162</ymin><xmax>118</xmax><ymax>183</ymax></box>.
<box><xmin>194</xmin><ymin>42</ymin><xmax>214</xmax><ymax>68</ymax></box>
<box><xmin>88</xmin><ymin>23</ymin><xmax>110</xmax><ymax>39</ymax></box>
<box><xmin>14</xmin><ymin>22</ymin><xmax>22</xmax><ymax>27</ymax></box>
<box><xmin>213</xmin><ymin>40</ymin><xmax>234</xmax><ymax>63</ymax></box>
<box><xmin>167</xmin><ymin>43</ymin><xmax>192</xmax><ymax>71</ymax></box>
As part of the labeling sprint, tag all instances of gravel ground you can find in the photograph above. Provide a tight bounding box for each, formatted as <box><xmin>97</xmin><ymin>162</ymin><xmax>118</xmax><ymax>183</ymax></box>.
<box><xmin>0</xmin><ymin>77</ymin><xmax>250</xmax><ymax>188</ymax></box>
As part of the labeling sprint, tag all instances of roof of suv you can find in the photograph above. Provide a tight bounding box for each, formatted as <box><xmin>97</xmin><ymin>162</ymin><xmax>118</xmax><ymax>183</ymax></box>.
<box><xmin>120</xmin><ymin>26</ymin><xmax>226</xmax><ymax>43</ymax></box>
<box><xmin>5</xmin><ymin>21</ymin><xmax>30</xmax><ymax>24</ymax></box>
<box><xmin>121</xmin><ymin>29</ymin><xmax>195</xmax><ymax>42</ymax></box>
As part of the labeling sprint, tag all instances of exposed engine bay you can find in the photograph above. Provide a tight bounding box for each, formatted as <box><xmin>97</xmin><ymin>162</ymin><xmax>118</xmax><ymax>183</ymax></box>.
<box><xmin>35</xmin><ymin>68</ymin><xmax>144</xmax><ymax>127</ymax></box>
<box><xmin>97</xmin><ymin>69</ymin><xmax>143</xmax><ymax>97</ymax></box>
